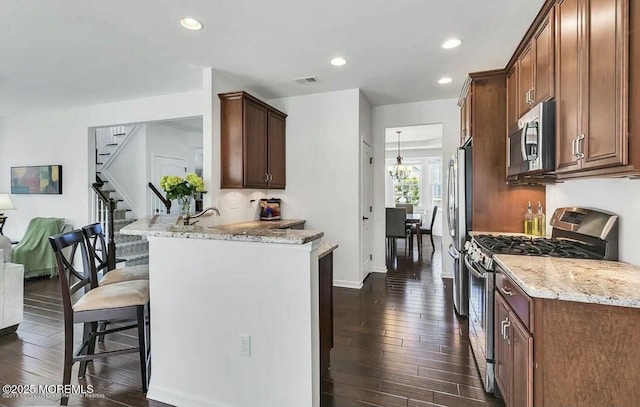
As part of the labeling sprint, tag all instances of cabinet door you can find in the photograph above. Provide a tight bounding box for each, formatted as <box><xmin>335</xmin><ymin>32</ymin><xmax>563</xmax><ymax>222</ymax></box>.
<box><xmin>465</xmin><ymin>91</ymin><xmax>473</xmax><ymax>139</ymax></box>
<box><xmin>510</xmin><ymin>309</ymin><xmax>533</xmax><ymax>407</ymax></box>
<box><xmin>580</xmin><ymin>0</ymin><xmax>628</xmax><ymax>170</ymax></box>
<box><xmin>555</xmin><ymin>0</ymin><xmax>582</xmax><ymax>172</ymax></box>
<box><xmin>506</xmin><ymin>66</ymin><xmax>518</xmax><ymax>133</ymax></box>
<box><xmin>494</xmin><ymin>294</ymin><xmax>511</xmax><ymax>402</ymax></box>
<box><xmin>534</xmin><ymin>8</ymin><xmax>555</xmax><ymax>104</ymax></box>
<box><xmin>243</xmin><ymin>99</ymin><xmax>269</xmax><ymax>188</ymax></box>
<box><xmin>267</xmin><ymin>111</ymin><xmax>286</xmax><ymax>189</ymax></box>
<box><xmin>517</xmin><ymin>44</ymin><xmax>534</xmax><ymax>117</ymax></box>
<box><xmin>460</xmin><ymin>98</ymin><xmax>468</xmax><ymax>143</ymax></box>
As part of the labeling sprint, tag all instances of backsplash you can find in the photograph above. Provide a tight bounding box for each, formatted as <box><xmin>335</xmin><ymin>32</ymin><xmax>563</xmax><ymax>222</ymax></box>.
<box><xmin>546</xmin><ymin>178</ymin><xmax>640</xmax><ymax>265</ymax></box>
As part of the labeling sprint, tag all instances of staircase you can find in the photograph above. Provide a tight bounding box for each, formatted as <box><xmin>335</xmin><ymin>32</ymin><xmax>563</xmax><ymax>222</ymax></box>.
<box><xmin>92</xmin><ymin>125</ymin><xmax>149</xmax><ymax>267</ymax></box>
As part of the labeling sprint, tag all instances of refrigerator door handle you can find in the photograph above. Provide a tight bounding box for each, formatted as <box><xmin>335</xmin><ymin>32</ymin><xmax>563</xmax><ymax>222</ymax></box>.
<box><xmin>446</xmin><ymin>161</ymin><xmax>455</xmax><ymax>237</ymax></box>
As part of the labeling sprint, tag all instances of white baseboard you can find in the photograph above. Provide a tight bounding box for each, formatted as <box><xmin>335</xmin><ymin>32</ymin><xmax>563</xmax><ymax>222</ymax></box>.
<box><xmin>333</xmin><ymin>279</ymin><xmax>363</xmax><ymax>289</ymax></box>
<box><xmin>372</xmin><ymin>266</ymin><xmax>387</xmax><ymax>273</ymax></box>
<box><xmin>147</xmin><ymin>385</ymin><xmax>218</xmax><ymax>407</ymax></box>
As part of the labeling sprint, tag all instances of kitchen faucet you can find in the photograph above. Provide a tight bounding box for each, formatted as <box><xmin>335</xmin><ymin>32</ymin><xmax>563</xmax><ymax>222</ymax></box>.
<box><xmin>182</xmin><ymin>207</ymin><xmax>221</xmax><ymax>226</ymax></box>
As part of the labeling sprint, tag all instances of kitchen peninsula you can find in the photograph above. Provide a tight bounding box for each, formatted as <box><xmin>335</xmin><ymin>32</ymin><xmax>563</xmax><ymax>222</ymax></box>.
<box><xmin>121</xmin><ymin>215</ymin><xmax>326</xmax><ymax>407</ymax></box>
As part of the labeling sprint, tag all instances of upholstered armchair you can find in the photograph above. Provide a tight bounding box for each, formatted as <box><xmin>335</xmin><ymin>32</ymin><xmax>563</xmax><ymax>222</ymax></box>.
<box><xmin>0</xmin><ymin>242</ymin><xmax>24</xmax><ymax>335</ymax></box>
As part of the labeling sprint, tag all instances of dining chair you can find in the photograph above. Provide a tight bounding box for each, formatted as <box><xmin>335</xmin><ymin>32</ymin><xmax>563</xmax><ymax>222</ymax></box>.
<box><xmin>396</xmin><ymin>203</ymin><xmax>414</xmax><ymax>214</ymax></box>
<box><xmin>49</xmin><ymin>230</ymin><xmax>150</xmax><ymax>406</ymax></box>
<box><xmin>386</xmin><ymin>207</ymin><xmax>408</xmax><ymax>257</ymax></box>
<box><xmin>412</xmin><ymin>206</ymin><xmax>439</xmax><ymax>251</ymax></box>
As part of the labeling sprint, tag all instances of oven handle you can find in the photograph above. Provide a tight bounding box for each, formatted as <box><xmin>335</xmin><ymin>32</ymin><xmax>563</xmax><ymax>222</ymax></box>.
<box><xmin>448</xmin><ymin>244</ymin><xmax>459</xmax><ymax>260</ymax></box>
<box><xmin>464</xmin><ymin>254</ymin><xmax>485</xmax><ymax>280</ymax></box>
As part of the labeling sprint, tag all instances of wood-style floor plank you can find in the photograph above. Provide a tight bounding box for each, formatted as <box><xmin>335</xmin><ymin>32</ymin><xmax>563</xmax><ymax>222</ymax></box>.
<box><xmin>322</xmin><ymin>238</ymin><xmax>503</xmax><ymax>407</ymax></box>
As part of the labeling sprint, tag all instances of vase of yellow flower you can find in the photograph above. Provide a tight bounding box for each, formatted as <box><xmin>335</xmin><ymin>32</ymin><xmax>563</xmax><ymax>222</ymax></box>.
<box><xmin>159</xmin><ymin>173</ymin><xmax>205</xmax><ymax>216</ymax></box>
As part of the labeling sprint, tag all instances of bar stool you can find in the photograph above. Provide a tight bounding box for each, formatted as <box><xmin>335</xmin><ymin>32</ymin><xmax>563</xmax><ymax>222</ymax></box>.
<box><xmin>49</xmin><ymin>230</ymin><xmax>150</xmax><ymax>406</ymax></box>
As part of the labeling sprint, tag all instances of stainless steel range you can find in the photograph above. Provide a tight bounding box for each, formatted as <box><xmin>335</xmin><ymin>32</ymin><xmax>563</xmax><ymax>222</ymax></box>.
<box><xmin>464</xmin><ymin>207</ymin><xmax>619</xmax><ymax>393</ymax></box>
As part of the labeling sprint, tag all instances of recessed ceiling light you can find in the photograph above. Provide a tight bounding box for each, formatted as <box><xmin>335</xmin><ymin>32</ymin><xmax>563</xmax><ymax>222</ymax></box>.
<box><xmin>438</xmin><ymin>77</ymin><xmax>453</xmax><ymax>85</ymax></box>
<box><xmin>441</xmin><ymin>38</ymin><xmax>462</xmax><ymax>49</ymax></box>
<box><xmin>180</xmin><ymin>17</ymin><xmax>204</xmax><ymax>31</ymax></box>
<box><xmin>330</xmin><ymin>57</ymin><xmax>347</xmax><ymax>66</ymax></box>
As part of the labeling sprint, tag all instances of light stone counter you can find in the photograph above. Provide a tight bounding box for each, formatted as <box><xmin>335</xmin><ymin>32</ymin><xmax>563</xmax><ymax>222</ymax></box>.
<box><xmin>317</xmin><ymin>241</ymin><xmax>338</xmax><ymax>259</ymax></box>
<box><xmin>494</xmin><ymin>254</ymin><xmax>640</xmax><ymax>308</ymax></box>
<box><xmin>120</xmin><ymin>215</ymin><xmax>322</xmax><ymax>245</ymax></box>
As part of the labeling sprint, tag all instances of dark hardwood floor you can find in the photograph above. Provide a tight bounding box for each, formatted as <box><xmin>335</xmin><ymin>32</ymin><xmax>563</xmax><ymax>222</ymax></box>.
<box><xmin>321</xmin><ymin>238</ymin><xmax>503</xmax><ymax>407</ymax></box>
<box><xmin>0</xmin><ymin>237</ymin><xmax>502</xmax><ymax>407</ymax></box>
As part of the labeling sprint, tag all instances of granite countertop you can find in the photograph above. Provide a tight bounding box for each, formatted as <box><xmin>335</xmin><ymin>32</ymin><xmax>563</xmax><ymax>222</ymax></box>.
<box><xmin>494</xmin><ymin>254</ymin><xmax>640</xmax><ymax>308</ymax></box>
<box><xmin>317</xmin><ymin>241</ymin><xmax>338</xmax><ymax>258</ymax></box>
<box><xmin>120</xmin><ymin>215</ymin><xmax>322</xmax><ymax>245</ymax></box>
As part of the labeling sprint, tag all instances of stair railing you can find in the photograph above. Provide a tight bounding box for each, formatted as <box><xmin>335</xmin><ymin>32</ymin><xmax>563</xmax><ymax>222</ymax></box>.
<box><xmin>148</xmin><ymin>183</ymin><xmax>171</xmax><ymax>214</ymax></box>
<box><xmin>91</xmin><ymin>181</ymin><xmax>117</xmax><ymax>271</ymax></box>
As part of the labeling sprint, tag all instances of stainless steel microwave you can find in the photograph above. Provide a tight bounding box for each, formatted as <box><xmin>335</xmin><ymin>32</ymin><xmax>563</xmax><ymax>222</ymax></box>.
<box><xmin>507</xmin><ymin>100</ymin><xmax>556</xmax><ymax>177</ymax></box>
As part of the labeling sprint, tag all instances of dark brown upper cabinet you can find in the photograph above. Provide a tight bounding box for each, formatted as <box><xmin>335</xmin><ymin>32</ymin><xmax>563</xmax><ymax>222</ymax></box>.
<box><xmin>219</xmin><ymin>91</ymin><xmax>287</xmax><ymax>189</ymax></box>
<box><xmin>459</xmin><ymin>87</ymin><xmax>472</xmax><ymax>144</ymax></box>
<box><xmin>555</xmin><ymin>0</ymin><xmax>629</xmax><ymax>174</ymax></box>
<box><xmin>516</xmin><ymin>8</ymin><xmax>555</xmax><ymax>118</ymax></box>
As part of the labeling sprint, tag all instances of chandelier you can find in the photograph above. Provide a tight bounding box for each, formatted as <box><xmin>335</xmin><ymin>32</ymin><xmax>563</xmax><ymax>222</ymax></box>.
<box><xmin>389</xmin><ymin>131</ymin><xmax>405</xmax><ymax>180</ymax></box>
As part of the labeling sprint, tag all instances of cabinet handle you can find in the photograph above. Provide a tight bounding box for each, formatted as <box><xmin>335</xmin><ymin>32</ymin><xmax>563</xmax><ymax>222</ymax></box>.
<box><xmin>265</xmin><ymin>173</ymin><xmax>269</xmax><ymax>183</ymax></box>
<box><xmin>504</xmin><ymin>319</ymin><xmax>511</xmax><ymax>344</ymax></box>
<box><xmin>268</xmin><ymin>173</ymin><xmax>273</xmax><ymax>182</ymax></box>
<box><xmin>499</xmin><ymin>286</ymin><xmax>514</xmax><ymax>297</ymax></box>
<box><xmin>572</xmin><ymin>137</ymin><xmax>578</xmax><ymax>158</ymax></box>
<box><xmin>500</xmin><ymin>319</ymin><xmax>508</xmax><ymax>338</ymax></box>
<box><xmin>529</xmin><ymin>88</ymin><xmax>535</xmax><ymax>105</ymax></box>
<box><xmin>576</xmin><ymin>134</ymin><xmax>585</xmax><ymax>159</ymax></box>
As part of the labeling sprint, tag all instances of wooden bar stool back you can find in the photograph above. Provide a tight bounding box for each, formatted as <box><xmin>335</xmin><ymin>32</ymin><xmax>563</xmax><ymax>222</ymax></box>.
<box><xmin>49</xmin><ymin>230</ymin><xmax>150</xmax><ymax>406</ymax></box>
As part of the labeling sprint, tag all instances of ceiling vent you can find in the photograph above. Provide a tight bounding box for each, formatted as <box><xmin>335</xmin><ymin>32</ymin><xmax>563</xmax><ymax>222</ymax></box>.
<box><xmin>293</xmin><ymin>76</ymin><xmax>319</xmax><ymax>84</ymax></box>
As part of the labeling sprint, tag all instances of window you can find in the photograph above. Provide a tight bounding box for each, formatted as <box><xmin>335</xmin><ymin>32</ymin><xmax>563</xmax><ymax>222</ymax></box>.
<box><xmin>388</xmin><ymin>164</ymin><xmax>421</xmax><ymax>206</ymax></box>
<box><xmin>428</xmin><ymin>158</ymin><xmax>442</xmax><ymax>209</ymax></box>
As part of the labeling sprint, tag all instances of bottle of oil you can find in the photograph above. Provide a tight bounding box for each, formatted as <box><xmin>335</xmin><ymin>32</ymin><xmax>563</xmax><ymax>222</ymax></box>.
<box><xmin>534</xmin><ymin>201</ymin><xmax>546</xmax><ymax>236</ymax></box>
<box><xmin>524</xmin><ymin>201</ymin><xmax>535</xmax><ymax>235</ymax></box>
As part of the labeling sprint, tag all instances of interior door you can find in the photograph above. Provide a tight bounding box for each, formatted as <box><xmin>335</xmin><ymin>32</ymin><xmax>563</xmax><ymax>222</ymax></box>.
<box><xmin>361</xmin><ymin>142</ymin><xmax>373</xmax><ymax>280</ymax></box>
<box><xmin>152</xmin><ymin>155</ymin><xmax>187</xmax><ymax>215</ymax></box>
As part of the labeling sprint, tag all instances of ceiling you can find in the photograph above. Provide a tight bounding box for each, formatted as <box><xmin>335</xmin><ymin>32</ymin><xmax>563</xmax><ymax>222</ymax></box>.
<box><xmin>0</xmin><ymin>0</ymin><xmax>544</xmax><ymax>118</ymax></box>
<box><xmin>386</xmin><ymin>124</ymin><xmax>443</xmax><ymax>150</ymax></box>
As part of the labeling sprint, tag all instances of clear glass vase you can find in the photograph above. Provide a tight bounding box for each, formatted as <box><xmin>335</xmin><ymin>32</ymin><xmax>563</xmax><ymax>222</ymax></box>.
<box><xmin>178</xmin><ymin>195</ymin><xmax>192</xmax><ymax>215</ymax></box>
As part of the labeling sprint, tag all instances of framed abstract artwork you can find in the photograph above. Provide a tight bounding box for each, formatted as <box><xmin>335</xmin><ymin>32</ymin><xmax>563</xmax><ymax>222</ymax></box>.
<box><xmin>11</xmin><ymin>165</ymin><xmax>63</xmax><ymax>194</ymax></box>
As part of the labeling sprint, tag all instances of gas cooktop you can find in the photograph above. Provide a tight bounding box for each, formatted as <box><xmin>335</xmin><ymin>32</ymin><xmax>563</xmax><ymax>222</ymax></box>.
<box><xmin>473</xmin><ymin>234</ymin><xmax>602</xmax><ymax>260</ymax></box>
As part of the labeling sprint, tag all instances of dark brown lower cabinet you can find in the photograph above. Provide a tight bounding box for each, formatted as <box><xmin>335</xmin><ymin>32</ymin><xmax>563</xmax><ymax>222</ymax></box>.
<box><xmin>319</xmin><ymin>252</ymin><xmax>333</xmax><ymax>381</ymax></box>
<box><xmin>495</xmin><ymin>293</ymin><xmax>533</xmax><ymax>407</ymax></box>
<box><xmin>495</xmin><ymin>265</ymin><xmax>640</xmax><ymax>407</ymax></box>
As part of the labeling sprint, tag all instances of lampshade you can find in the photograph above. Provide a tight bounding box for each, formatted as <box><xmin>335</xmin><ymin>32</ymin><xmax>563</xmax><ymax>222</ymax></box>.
<box><xmin>0</xmin><ymin>193</ymin><xmax>16</xmax><ymax>212</ymax></box>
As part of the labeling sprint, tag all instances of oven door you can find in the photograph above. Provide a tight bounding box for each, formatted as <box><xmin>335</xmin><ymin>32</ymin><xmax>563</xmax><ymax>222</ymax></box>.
<box><xmin>465</xmin><ymin>253</ymin><xmax>495</xmax><ymax>393</ymax></box>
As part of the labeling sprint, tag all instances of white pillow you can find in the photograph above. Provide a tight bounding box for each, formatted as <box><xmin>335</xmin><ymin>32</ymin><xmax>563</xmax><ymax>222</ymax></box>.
<box><xmin>0</xmin><ymin>235</ymin><xmax>11</xmax><ymax>262</ymax></box>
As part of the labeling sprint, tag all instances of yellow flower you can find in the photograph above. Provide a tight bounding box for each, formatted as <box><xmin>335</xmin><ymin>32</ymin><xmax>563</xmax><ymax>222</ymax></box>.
<box><xmin>185</xmin><ymin>173</ymin><xmax>205</xmax><ymax>192</ymax></box>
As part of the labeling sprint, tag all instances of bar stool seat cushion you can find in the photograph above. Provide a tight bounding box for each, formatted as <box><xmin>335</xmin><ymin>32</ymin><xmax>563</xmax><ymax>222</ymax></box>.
<box><xmin>99</xmin><ymin>265</ymin><xmax>149</xmax><ymax>286</ymax></box>
<box><xmin>73</xmin><ymin>280</ymin><xmax>149</xmax><ymax>312</ymax></box>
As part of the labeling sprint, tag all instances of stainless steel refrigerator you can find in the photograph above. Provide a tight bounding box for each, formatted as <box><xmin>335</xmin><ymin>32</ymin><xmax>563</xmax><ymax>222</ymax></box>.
<box><xmin>446</xmin><ymin>139</ymin><xmax>472</xmax><ymax>316</ymax></box>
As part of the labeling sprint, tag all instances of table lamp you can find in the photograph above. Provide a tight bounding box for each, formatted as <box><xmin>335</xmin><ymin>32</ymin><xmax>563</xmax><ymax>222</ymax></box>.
<box><xmin>0</xmin><ymin>193</ymin><xmax>16</xmax><ymax>236</ymax></box>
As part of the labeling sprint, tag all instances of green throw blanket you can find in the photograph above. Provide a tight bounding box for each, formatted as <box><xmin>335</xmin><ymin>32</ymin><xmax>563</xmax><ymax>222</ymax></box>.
<box><xmin>12</xmin><ymin>217</ymin><xmax>64</xmax><ymax>278</ymax></box>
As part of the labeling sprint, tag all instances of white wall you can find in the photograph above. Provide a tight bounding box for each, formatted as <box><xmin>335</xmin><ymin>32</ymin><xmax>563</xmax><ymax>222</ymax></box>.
<box><xmin>104</xmin><ymin>125</ymin><xmax>148</xmax><ymax>217</ymax></box>
<box><xmin>0</xmin><ymin>90</ymin><xmax>203</xmax><ymax>239</ymax></box>
<box><xmin>546</xmin><ymin>179</ymin><xmax>640</xmax><ymax>265</ymax></box>
<box><xmin>146</xmin><ymin>122</ymin><xmax>201</xmax><ymax>215</ymax></box>
<box><xmin>268</xmin><ymin>89</ymin><xmax>362</xmax><ymax>287</ymax></box>
<box><xmin>372</xmin><ymin>98</ymin><xmax>459</xmax><ymax>277</ymax></box>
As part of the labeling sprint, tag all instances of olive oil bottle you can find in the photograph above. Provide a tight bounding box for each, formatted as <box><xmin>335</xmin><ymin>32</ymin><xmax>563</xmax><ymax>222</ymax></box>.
<box><xmin>534</xmin><ymin>201</ymin><xmax>546</xmax><ymax>236</ymax></box>
<box><xmin>524</xmin><ymin>201</ymin><xmax>535</xmax><ymax>235</ymax></box>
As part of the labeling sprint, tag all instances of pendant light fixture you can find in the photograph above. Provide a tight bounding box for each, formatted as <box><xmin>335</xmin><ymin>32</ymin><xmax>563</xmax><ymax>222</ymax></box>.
<box><xmin>389</xmin><ymin>131</ymin><xmax>404</xmax><ymax>180</ymax></box>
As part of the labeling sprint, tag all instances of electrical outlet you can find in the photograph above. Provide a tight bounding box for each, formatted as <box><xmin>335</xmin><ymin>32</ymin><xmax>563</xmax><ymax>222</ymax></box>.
<box><xmin>239</xmin><ymin>335</ymin><xmax>251</xmax><ymax>356</ymax></box>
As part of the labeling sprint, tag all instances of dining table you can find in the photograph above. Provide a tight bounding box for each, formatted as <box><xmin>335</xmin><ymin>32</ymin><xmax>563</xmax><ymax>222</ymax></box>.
<box><xmin>405</xmin><ymin>213</ymin><xmax>423</xmax><ymax>256</ymax></box>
